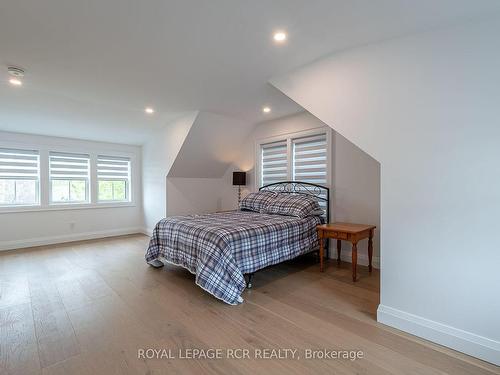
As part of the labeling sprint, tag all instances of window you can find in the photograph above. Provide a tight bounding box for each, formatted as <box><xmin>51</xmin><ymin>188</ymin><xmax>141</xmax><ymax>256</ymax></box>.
<box><xmin>0</xmin><ymin>148</ymin><xmax>39</xmax><ymax>206</ymax></box>
<box><xmin>97</xmin><ymin>155</ymin><xmax>130</xmax><ymax>202</ymax></box>
<box><xmin>0</xmin><ymin>145</ymin><xmax>134</xmax><ymax>211</ymax></box>
<box><xmin>259</xmin><ymin>130</ymin><xmax>330</xmax><ymax>190</ymax></box>
<box><xmin>260</xmin><ymin>140</ymin><xmax>288</xmax><ymax>187</ymax></box>
<box><xmin>292</xmin><ymin>134</ymin><xmax>328</xmax><ymax>185</ymax></box>
<box><xmin>49</xmin><ymin>152</ymin><xmax>90</xmax><ymax>203</ymax></box>
<box><xmin>292</xmin><ymin>133</ymin><xmax>329</xmax><ymax>211</ymax></box>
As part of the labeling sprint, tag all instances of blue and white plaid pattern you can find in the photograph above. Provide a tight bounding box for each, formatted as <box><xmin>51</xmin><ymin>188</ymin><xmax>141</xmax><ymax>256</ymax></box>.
<box><xmin>239</xmin><ymin>190</ymin><xmax>277</xmax><ymax>212</ymax></box>
<box><xmin>265</xmin><ymin>193</ymin><xmax>321</xmax><ymax>218</ymax></box>
<box><xmin>145</xmin><ymin>211</ymin><xmax>321</xmax><ymax>305</ymax></box>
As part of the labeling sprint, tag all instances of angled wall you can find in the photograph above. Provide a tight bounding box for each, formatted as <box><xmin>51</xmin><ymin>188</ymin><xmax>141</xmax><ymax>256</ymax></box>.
<box><xmin>162</xmin><ymin>111</ymin><xmax>255</xmax><ymax>218</ymax></box>
<box><xmin>166</xmin><ymin>177</ymin><xmax>224</xmax><ymax>216</ymax></box>
<box><xmin>168</xmin><ymin>111</ymin><xmax>254</xmax><ymax>178</ymax></box>
<box><xmin>142</xmin><ymin>112</ymin><xmax>198</xmax><ymax>231</ymax></box>
<box><xmin>270</xmin><ymin>16</ymin><xmax>500</xmax><ymax>364</ymax></box>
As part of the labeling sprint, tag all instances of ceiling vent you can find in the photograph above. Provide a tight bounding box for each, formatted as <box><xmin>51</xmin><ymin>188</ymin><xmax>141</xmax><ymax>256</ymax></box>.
<box><xmin>7</xmin><ymin>66</ymin><xmax>25</xmax><ymax>77</ymax></box>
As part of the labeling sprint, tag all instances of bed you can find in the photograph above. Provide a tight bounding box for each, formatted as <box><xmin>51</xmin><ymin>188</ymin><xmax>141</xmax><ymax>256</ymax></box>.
<box><xmin>145</xmin><ymin>181</ymin><xmax>329</xmax><ymax>305</ymax></box>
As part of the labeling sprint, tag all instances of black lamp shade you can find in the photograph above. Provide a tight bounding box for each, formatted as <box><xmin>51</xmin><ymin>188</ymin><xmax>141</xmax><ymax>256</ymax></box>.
<box><xmin>232</xmin><ymin>171</ymin><xmax>246</xmax><ymax>186</ymax></box>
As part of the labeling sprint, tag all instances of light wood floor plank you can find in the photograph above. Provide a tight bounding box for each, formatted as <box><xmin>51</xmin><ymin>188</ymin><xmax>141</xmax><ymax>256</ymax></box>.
<box><xmin>0</xmin><ymin>303</ymin><xmax>41</xmax><ymax>375</ymax></box>
<box><xmin>0</xmin><ymin>234</ymin><xmax>498</xmax><ymax>375</ymax></box>
<box><xmin>0</xmin><ymin>274</ymin><xmax>30</xmax><ymax>309</ymax></box>
<box><xmin>29</xmin><ymin>277</ymin><xmax>80</xmax><ymax>368</ymax></box>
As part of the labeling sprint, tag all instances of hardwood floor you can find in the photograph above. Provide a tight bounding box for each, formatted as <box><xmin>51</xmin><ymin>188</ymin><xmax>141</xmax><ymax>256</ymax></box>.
<box><xmin>0</xmin><ymin>234</ymin><xmax>498</xmax><ymax>375</ymax></box>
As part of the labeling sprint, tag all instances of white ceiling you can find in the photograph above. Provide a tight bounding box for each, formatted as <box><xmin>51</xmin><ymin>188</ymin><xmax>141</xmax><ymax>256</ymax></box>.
<box><xmin>1</xmin><ymin>0</ymin><xmax>499</xmax><ymax>145</ymax></box>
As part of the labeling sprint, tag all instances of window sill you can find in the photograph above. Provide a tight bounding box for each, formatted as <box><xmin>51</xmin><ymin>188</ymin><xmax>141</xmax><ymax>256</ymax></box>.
<box><xmin>0</xmin><ymin>202</ymin><xmax>136</xmax><ymax>214</ymax></box>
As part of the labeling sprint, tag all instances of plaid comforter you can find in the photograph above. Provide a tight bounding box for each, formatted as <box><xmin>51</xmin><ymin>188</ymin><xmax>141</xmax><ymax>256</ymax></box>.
<box><xmin>145</xmin><ymin>210</ymin><xmax>321</xmax><ymax>305</ymax></box>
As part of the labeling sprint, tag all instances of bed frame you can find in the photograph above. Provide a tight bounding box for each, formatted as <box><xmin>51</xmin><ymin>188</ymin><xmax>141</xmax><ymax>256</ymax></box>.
<box><xmin>244</xmin><ymin>181</ymin><xmax>330</xmax><ymax>288</ymax></box>
<box><xmin>259</xmin><ymin>180</ymin><xmax>330</xmax><ymax>223</ymax></box>
<box><xmin>149</xmin><ymin>180</ymin><xmax>330</xmax><ymax>290</ymax></box>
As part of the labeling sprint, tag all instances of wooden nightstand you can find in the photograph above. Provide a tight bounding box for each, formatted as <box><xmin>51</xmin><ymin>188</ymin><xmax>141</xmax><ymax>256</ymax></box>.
<box><xmin>317</xmin><ymin>222</ymin><xmax>376</xmax><ymax>281</ymax></box>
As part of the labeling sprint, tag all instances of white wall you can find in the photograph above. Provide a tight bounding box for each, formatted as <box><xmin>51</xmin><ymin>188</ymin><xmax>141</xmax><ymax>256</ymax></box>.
<box><xmin>0</xmin><ymin>131</ymin><xmax>143</xmax><ymax>250</ymax></box>
<box><xmin>334</xmin><ymin>132</ymin><xmax>381</xmax><ymax>266</ymax></box>
<box><xmin>222</xmin><ymin>112</ymin><xmax>381</xmax><ymax>265</ymax></box>
<box><xmin>142</xmin><ymin>112</ymin><xmax>198</xmax><ymax>232</ymax></box>
<box><xmin>270</xmin><ymin>17</ymin><xmax>500</xmax><ymax>364</ymax></box>
<box><xmin>142</xmin><ymin>111</ymin><xmax>257</xmax><ymax>225</ymax></box>
<box><xmin>168</xmin><ymin>112</ymin><xmax>254</xmax><ymax>178</ymax></box>
<box><xmin>167</xmin><ymin>177</ymin><xmax>224</xmax><ymax>216</ymax></box>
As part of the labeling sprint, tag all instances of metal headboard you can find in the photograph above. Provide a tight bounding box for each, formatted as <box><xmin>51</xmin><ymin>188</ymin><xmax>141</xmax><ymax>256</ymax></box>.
<box><xmin>259</xmin><ymin>181</ymin><xmax>330</xmax><ymax>223</ymax></box>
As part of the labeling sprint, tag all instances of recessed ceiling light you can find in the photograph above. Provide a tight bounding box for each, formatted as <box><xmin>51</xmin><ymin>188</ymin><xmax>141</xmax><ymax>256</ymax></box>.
<box><xmin>273</xmin><ymin>31</ymin><xmax>287</xmax><ymax>43</ymax></box>
<box><xmin>145</xmin><ymin>107</ymin><xmax>154</xmax><ymax>114</ymax></box>
<box><xmin>9</xmin><ymin>78</ymin><xmax>22</xmax><ymax>86</ymax></box>
<box><xmin>262</xmin><ymin>106</ymin><xmax>271</xmax><ymax>113</ymax></box>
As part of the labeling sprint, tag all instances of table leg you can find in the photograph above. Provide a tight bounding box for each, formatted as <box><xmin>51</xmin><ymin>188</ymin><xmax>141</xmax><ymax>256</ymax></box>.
<box><xmin>352</xmin><ymin>242</ymin><xmax>358</xmax><ymax>282</ymax></box>
<box><xmin>368</xmin><ymin>229</ymin><xmax>373</xmax><ymax>273</ymax></box>
<box><xmin>337</xmin><ymin>239</ymin><xmax>341</xmax><ymax>264</ymax></box>
<box><xmin>318</xmin><ymin>230</ymin><xmax>324</xmax><ymax>272</ymax></box>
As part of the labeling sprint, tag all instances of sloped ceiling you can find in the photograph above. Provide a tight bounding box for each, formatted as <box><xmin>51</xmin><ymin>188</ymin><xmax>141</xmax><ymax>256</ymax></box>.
<box><xmin>3</xmin><ymin>0</ymin><xmax>500</xmax><ymax>144</ymax></box>
<box><xmin>168</xmin><ymin>111</ymin><xmax>254</xmax><ymax>178</ymax></box>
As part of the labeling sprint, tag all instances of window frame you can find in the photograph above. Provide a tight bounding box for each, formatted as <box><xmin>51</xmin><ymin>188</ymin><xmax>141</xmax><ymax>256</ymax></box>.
<box><xmin>49</xmin><ymin>179</ymin><xmax>90</xmax><ymax>205</ymax></box>
<box><xmin>0</xmin><ymin>141</ymin><xmax>136</xmax><ymax>214</ymax></box>
<box><xmin>97</xmin><ymin>155</ymin><xmax>131</xmax><ymax>203</ymax></box>
<box><xmin>255</xmin><ymin>127</ymin><xmax>332</xmax><ymax>191</ymax></box>
<box><xmin>98</xmin><ymin>180</ymin><xmax>129</xmax><ymax>202</ymax></box>
<box><xmin>49</xmin><ymin>152</ymin><xmax>91</xmax><ymax>205</ymax></box>
<box><xmin>0</xmin><ymin>148</ymin><xmax>41</xmax><ymax>207</ymax></box>
<box><xmin>292</xmin><ymin>133</ymin><xmax>329</xmax><ymax>185</ymax></box>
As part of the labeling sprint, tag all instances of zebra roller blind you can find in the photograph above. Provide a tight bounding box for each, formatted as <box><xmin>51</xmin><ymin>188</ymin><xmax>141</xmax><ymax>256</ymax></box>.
<box><xmin>49</xmin><ymin>152</ymin><xmax>90</xmax><ymax>180</ymax></box>
<box><xmin>292</xmin><ymin>133</ymin><xmax>328</xmax><ymax>212</ymax></box>
<box><xmin>0</xmin><ymin>148</ymin><xmax>39</xmax><ymax>180</ymax></box>
<box><xmin>292</xmin><ymin>134</ymin><xmax>328</xmax><ymax>185</ymax></box>
<box><xmin>49</xmin><ymin>152</ymin><xmax>90</xmax><ymax>203</ymax></box>
<box><xmin>261</xmin><ymin>140</ymin><xmax>288</xmax><ymax>186</ymax></box>
<box><xmin>0</xmin><ymin>148</ymin><xmax>40</xmax><ymax>205</ymax></box>
<box><xmin>97</xmin><ymin>155</ymin><xmax>130</xmax><ymax>181</ymax></box>
<box><xmin>97</xmin><ymin>155</ymin><xmax>130</xmax><ymax>201</ymax></box>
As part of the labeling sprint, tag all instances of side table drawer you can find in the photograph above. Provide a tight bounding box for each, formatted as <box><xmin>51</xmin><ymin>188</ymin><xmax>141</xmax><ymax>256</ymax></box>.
<box><xmin>319</xmin><ymin>230</ymin><xmax>348</xmax><ymax>240</ymax></box>
<box><xmin>337</xmin><ymin>232</ymin><xmax>348</xmax><ymax>240</ymax></box>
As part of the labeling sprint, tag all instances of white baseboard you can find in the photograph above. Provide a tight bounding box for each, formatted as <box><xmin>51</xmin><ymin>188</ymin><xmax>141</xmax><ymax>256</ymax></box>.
<box><xmin>0</xmin><ymin>227</ymin><xmax>144</xmax><ymax>252</ymax></box>
<box><xmin>377</xmin><ymin>304</ymin><xmax>500</xmax><ymax>366</ymax></box>
<box><xmin>141</xmin><ymin>227</ymin><xmax>153</xmax><ymax>236</ymax></box>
